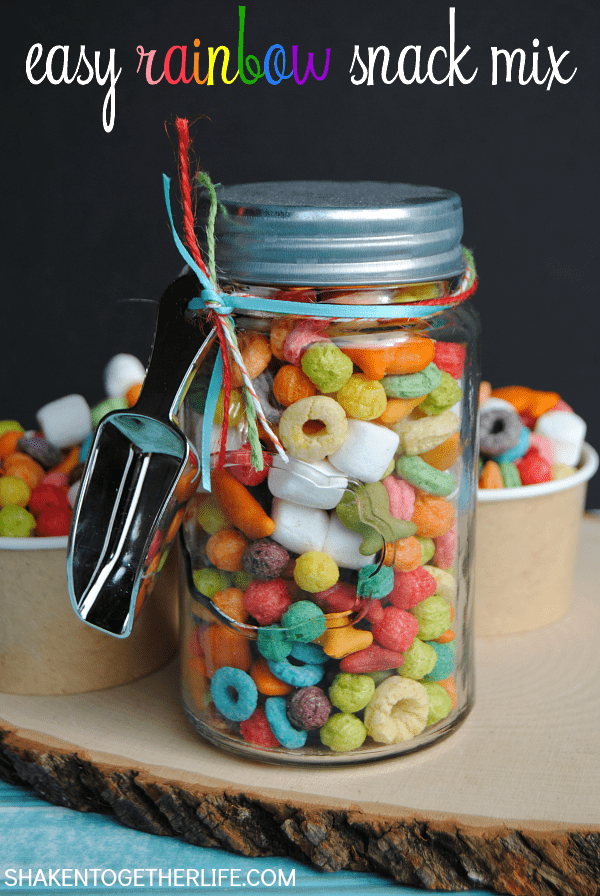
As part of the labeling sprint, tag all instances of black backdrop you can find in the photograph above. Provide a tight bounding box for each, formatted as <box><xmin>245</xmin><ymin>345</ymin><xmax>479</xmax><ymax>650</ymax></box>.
<box><xmin>4</xmin><ymin>0</ymin><xmax>599</xmax><ymax>507</ymax></box>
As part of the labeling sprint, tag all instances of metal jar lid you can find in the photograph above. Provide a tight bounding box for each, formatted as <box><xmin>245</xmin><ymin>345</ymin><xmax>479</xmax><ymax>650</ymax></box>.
<box><xmin>196</xmin><ymin>181</ymin><xmax>464</xmax><ymax>287</ymax></box>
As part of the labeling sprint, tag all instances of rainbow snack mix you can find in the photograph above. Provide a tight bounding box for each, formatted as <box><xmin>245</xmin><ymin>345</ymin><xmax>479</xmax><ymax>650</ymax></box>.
<box><xmin>181</xmin><ymin>319</ymin><xmax>470</xmax><ymax>758</ymax></box>
<box><xmin>478</xmin><ymin>383</ymin><xmax>587</xmax><ymax>489</ymax></box>
<box><xmin>0</xmin><ymin>355</ymin><xmax>145</xmax><ymax>538</ymax></box>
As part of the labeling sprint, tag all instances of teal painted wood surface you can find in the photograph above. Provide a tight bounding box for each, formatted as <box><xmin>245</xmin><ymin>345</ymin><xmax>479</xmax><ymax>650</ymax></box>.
<box><xmin>0</xmin><ymin>780</ymin><xmax>494</xmax><ymax>895</ymax></box>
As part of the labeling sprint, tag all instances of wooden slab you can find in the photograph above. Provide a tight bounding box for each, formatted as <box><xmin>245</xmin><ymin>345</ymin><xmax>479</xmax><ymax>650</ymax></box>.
<box><xmin>1</xmin><ymin>517</ymin><xmax>599</xmax><ymax>896</ymax></box>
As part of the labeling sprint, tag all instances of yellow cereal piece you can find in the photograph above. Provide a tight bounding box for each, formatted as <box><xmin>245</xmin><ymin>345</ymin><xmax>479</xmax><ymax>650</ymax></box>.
<box><xmin>279</xmin><ymin>396</ymin><xmax>348</xmax><ymax>461</ymax></box>
<box><xmin>364</xmin><ymin>675</ymin><xmax>429</xmax><ymax>744</ymax></box>
<box><xmin>336</xmin><ymin>374</ymin><xmax>387</xmax><ymax>420</ymax></box>
<box><xmin>551</xmin><ymin>462</ymin><xmax>577</xmax><ymax>480</ymax></box>
<box><xmin>294</xmin><ymin>551</ymin><xmax>339</xmax><ymax>592</ymax></box>
<box><xmin>393</xmin><ymin>410</ymin><xmax>460</xmax><ymax>456</ymax></box>
<box><xmin>422</xmin><ymin>565</ymin><xmax>457</xmax><ymax>602</ymax></box>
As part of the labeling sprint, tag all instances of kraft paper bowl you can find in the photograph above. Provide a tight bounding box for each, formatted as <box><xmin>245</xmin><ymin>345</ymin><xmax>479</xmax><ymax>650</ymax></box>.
<box><xmin>474</xmin><ymin>442</ymin><xmax>598</xmax><ymax>637</ymax></box>
<box><xmin>0</xmin><ymin>535</ymin><xmax>179</xmax><ymax>695</ymax></box>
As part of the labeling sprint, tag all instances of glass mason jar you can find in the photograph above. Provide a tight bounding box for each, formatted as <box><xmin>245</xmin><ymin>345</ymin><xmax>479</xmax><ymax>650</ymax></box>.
<box><xmin>178</xmin><ymin>182</ymin><xmax>480</xmax><ymax>765</ymax></box>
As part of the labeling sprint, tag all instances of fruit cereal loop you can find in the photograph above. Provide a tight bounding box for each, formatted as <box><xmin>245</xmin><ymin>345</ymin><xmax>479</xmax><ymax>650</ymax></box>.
<box><xmin>287</xmin><ymin>686</ymin><xmax>332</xmax><ymax>730</ymax></box>
<box><xmin>364</xmin><ymin>676</ymin><xmax>429</xmax><ymax>744</ymax></box>
<box><xmin>278</xmin><ymin>396</ymin><xmax>348</xmax><ymax>462</ymax></box>
<box><xmin>301</xmin><ymin>343</ymin><xmax>354</xmax><ymax>393</ymax></box>
<box><xmin>411</xmin><ymin>494</ymin><xmax>455</xmax><ymax>539</ymax></box>
<box><xmin>265</xmin><ymin>696</ymin><xmax>308</xmax><ymax>748</ymax></box>
<box><xmin>205</xmin><ymin>528</ymin><xmax>249</xmax><ymax>572</ymax></box>
<box><xmin>243</xmin><ymin>578</ymin><xmax>292</xmax><ymax>625</ymax></box>
<box><xmin>210</xmin><ymin>667</ymin><xmax>258</xmax><ymax>721</ymax></box>
<box><xmin>293</xmin><ymin>551</ymin><xmax>339</xmax><ymax>593</ymax></box>
<box><xmin>336</xmin><ymin>374</ymin><xmax>387</xmax><ymax>420</ymax></box>
<box><xmin>272</xmin><ymin>364</ymin><xmax>317</xmax><ymax>406</ymax></box>
<box><xmin>320</xmin><ymin>713</ymin><xmax>367</xmax><ymax>752</ymax></box>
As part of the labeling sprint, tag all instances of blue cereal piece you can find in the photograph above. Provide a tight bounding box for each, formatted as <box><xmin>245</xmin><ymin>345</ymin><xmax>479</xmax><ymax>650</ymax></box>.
<box><xmin>265</xmin><ymin>696</ymin><xmax>308</xmax><ymax>748</ymax></box>
<box><xmin>423</xmin><ymin>641</ymin><xmax>456</xmax><ymax>682</ymax></box>
<box><xmin>357</xmin><ymin>563</ymin><xmax>394</xmax><ymax>599</ymax></box>
<box><xmin>290</xmin><ymin>641</ymin><xmax>328</xmax><ymax>664</ymax></box>
<box><xmin>282</xmin><ymin>601</ymin><xmax>326</xmax><ymax>642</ymax></box>
<box><xmin>494</xmin><ymin>426</ymin><xmax>530</xmax><ymax>464</ymax></box>
<box><xmin>257</xmin><ymin>625</ymin><xmax>293</xmax><ymax>661</ymax></box>
<box><xmin>267</xmin><ymin>655</ymin><xmax>325</xmax><ymax>687</ymax></box>
<box><xmin>210</xmin><ymin>667</ymin><xmax>258</xmax><ymax>721</ymax></box>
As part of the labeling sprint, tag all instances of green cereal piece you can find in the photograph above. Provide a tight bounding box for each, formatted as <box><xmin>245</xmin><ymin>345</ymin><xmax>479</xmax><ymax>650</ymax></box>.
<box><xmin>422</xmin><ymin>681</ymin><xmax>453</xmax><ymax>726</ymax></box>
<box><xmin>0</xmin><ymin>420</ymin><xmax>24</xmax><ymax>439</ymax></box>
<box><xmin>257</xmin><ymin>625</ymin><xmax>293</xmax><ymax>661</ymax></box>
<box><xmin>423</xmin><ymin>566</ymin><xmax>457</xmax><ymax>602</ymax></box>
<box><xmin>197</xmin><ymin>496</ymin><xmax>229</xmax><ymax>534</ymax></box>
<box><xmin>416</xmin><ymin>536</ymin><xmax>435</xmax><ymax>565</ymax></box>
<box><xmin>233</xmin><ymin>569</ymin><xmax>253</xmax><ymax>591</ymax></box>
<box><xmin>301</xmin><ymin>343</ymin><xmax>353</xmax><ymax>393</ymax></box>
<box><xmin>329</xmin><ymin>673</ymin><xmax>375</xmax><ymax>713</ymax></box>
<box><xmin>91</xmin><ymin>397</ymin><xmax>128</xmax><ymax>428</ymax></box>
<box><xmin>320</xmin><ymin>712</ymin><xmax>367</xmax><ymax>752</ymax></box>
<box><xmin>400</xmin><ymin>638</ymin><xmax>438</xmax><ymax>680</ymax></box>
<box><xmin>499</xmin><ymin>461</ymin><xmax>522</xmax><ymax>488</ymax></box>
<box><xmin>192</xmin><ymin>568</ymin><xmax>233</xmax><ymax>599</ymax></box>
<box><xmin>410</xmin><ymin>594</ymin><xmax>452</xmax><ymax>640</ymax></box>
<box><xmin>0</xmin><ymin>505</ymin><xmax>36</xmax><ymax>537</ymax></box>
<box><xmin>357</xmin><ymin>562</ymin><xmax>394</xmax><ymax>599</ymax></box>
<box><xmin>336</xmin><ymin>374</ymin><xmax>387</xmax><ymax>420</ymax></box>
<box><xmin>282</xmin><ymin>601</ymin><xmax>326</xmax><ymax>642</ymax></box>
<box><xmin>418</xmin><ymin>371</ymin><xmax>463</xmax><ymax>416</ymax></box>
<box><xmin>396</xmin><ymin>455</ymin><xmax>456</xmax><ymax>496</ymax></box>
<box><xmin>382</xmin><ymin>363</ymin><xmax>442</xmax><ymax>399</ymax></box>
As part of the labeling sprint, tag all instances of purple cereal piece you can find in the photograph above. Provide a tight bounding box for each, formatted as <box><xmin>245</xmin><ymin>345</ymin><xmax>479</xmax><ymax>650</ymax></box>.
<box><xmin>17</xmin><ymin>434</ymin><xmax>62</xmax><ymax>470</ymax></box>
<box><xmin>242</xmin><ymin>539</ymin><xmax>290</xmax><ymax>581</ymax></box>
<box><xmin>287</xmin><ymin>686</ymin><xmax>332</xmax><ymax>730</ymax></box>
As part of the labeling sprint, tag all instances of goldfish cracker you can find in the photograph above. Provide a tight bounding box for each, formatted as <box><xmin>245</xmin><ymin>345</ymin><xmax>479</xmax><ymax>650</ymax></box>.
<box><xmin>250</xmin><ymin>656</ymin><xmax>293</xmax><ymax>695</ymax></box>
<box><xmin>272</xmin><ymin>364</ymin><xmax>316</xmax><ymax>406</ymax></box>
<box><xmin>418</xmin><ymin>431</ymin><xmax>461</xmax><ymax>470</ymax></box>
<box><xmin>377</xmin><ymin>396</ymin><xmax>425</xmax><ymax>424</ymax></box>
<box><xmin>200</xmin><ymin>624</ymin><xmax>251</xmax><ymax>675</ymax></box>
<box><xmin>230</xmin><ymin>331</ymin><xmax>272</xmax><ymax>388</ymax></box>
<box><xmin>210</xmin><ymin>469</ymin><xmax>275</xmax><ymax>539</ymax></box>
<box><xmin>205</xmin><ymin>528</ymin><xmax>249</xmax><ymax>572</ymax></box>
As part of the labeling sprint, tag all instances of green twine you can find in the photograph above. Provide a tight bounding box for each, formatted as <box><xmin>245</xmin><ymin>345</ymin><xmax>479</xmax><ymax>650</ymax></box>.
<box><xmin>243</xmin><ymin>385</ymin><xmax>264</xmax><ymax>472</ymax></box>
<box><xmin>197</xmin><ymin>171</ymin><xmax>218</xmax><ymax>286</ymax></box>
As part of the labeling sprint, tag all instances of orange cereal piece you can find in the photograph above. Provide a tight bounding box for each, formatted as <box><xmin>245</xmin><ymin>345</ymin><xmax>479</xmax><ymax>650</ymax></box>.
<box><xmin>478</xmin><ymin>381</ymin><xmax>492</xmax><ymax>405</ymax></box>
<box><xmin>437</xmin><ymin>675</ymin><xmax>457</xmax><ymax>709</ymax></box>
<box><xmin>342</xmin><ymin>336</ymin><xmax>435</xmax><ymax>380</ymax></box>
<box><xmin>126</xmin><ymin>382</ymin><xmax>144</xmax><ymax>407</ymax></box>
<box><xmin>3</xmin><ymin>453</ymin><xmax>45</xmax><ymax>489</ymax></box>
<box><xmin>201</xmin><ymin>624</ymin><xmax>251</xmax><ymax>674</ymax></box>
<box><xmin>211</xmin><ymin>469</ymin><xmax>275</xmax><ymax>539</ymax></box>
<box><xmin>250</xmin><ymin>656</ymin><xmax>293</xmax><ymax>695</ymax></box>
<box><xmin>490</xmin><ymin>386</ymin><xmax>532</xmax><ymax>413</ymax></box>
<box><xmin>411</xmin><ymin>493</ymin><xmax>455</xmax><ymax>538</ymax></box>
<box><xmin>270</xmin><ymin>317</ymin><xmax>296</xmax><ymax>361</ymax></box>
<box><xmin>376</xmin><ymin>395</ymin><xmax>425</xmax><ymax>424</ymax></box>
<box><xmin>418</xmin><ymin>431</ymin><xmax>461</xmax><ymax>470</ymax></box>
<box><xmin>272</xmin><ymin>364</ymin><xmax>317</xmax><ymax>406</ymax></box>
<box><xmin>479</xmin><ymin>460</ymin><xmax>503</xmax><ymax>489</ymax></box>
<box><xmin>165</xmin><ymin>506</ymin><xmax>186</xmax><ymax>544</ymax></box>
<box><xmin>213</xmin><ymin>587</ymin><xmax>248</xmax><ymax>623</ymax></box>
<box><xmin>230</xmin><ymin>331</ymin><xmax>272</xmax><ymax>388</ymax></box>
<box><xmin>527</xmin><ymin>390</ymin><xmax>561</xmax><ymax>419</ymax></box>
<box><xmin>0</xmin><ymin>430</ymin><xmax>23</xmax><ymax>461</ymax></box>
<box><xmin>49</xmin><ymin>446</ymin><xmax>81</xmax><ymax>476</ymax></box>
<box><xmin>205</xmin><ymin>527</ymin><xmax>249</xmax><ymax>571</ymax></box>
<box><xmin>383</xmin><ymin>536</ymin><xmax>423</xmax><ymax>571</ymax></box>
<box><xmin>434</xmin><ymin>629</ymin><xmax>455</xmax><ymax>644</ymax></box>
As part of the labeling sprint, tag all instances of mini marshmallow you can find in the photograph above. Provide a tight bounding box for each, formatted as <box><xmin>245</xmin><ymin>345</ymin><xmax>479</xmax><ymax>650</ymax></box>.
<box><xmin>268</xmin><ymin>457</ymin><xmax>348</xmax><ymax>509</ymax></box>
<box><xmin>328</xmin><ymin>420</ymin><xmax>400</xmax><ymax>483</ymax></box>
<box><xmin>103</xmin><ymin>353</ymin><xmax>146</xmax><ymax>399</ymax></box>
<box><xmin>195</xmin><ymin>417</ymin><xmax>246</xmax><ymax>455</ymax></box>
<box><xmin>271</xmin><ymin>498</ymin><xmax>329</xmax><ymax>555</ymax></box>
<box><xmin>36</xmin><ymin>394</ymin><xmax>93</xmax><ymax>449</ymax></box>
<box><xmin>322</xmin><ymin>514</ymin><xmax>375</xmax><ymax>570</ymax></box>
<box><xmin>534</xmin><ymin>410</ymin><xmax>586</xmax><ymax>466</ymax></box>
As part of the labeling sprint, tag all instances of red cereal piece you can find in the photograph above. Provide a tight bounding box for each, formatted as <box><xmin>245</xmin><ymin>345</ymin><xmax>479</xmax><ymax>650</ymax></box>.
<box><xmin>552</xmin><ymin>398</ymin><xmax>573</xmax><ymax>413</ymax></box>
<box><xmin>28</xmin><ymin>483</ymin><xmax>71</xmax><ymax>516</ymax></box>
<box><xmin>240</xmin><ymin>707</ymin><xmax>280</xmax><ymax>747</ymax></box>
<box><xmin>363</xmin><ymin>600</ymin><xmax>384</xmax><ymax>624</ymax></box>
<box><xmin>519</xmin><ymin>410</ymin><xmax>537</xmax><ymax>429</ymax></box>
<box><xmin>389</xmin><ymin>567</ymin><xmax>437</xmax><ymax>610</ymax></box>
<box><xmin>243</xmin><ymin>578</ymin><xmax>292</xmax><ymax>625</ymax></box>
<box><xmin>372</xmin><ymin>606</ymin><xmax>419</xmax><ymax>652</ymax></box>
<box><xmin>312</xmin><ymin>582</ymin><xmax>357</xmax><ymax>613</ymax></box>
<box><xmin>35</xmin><ymin>507</ymin><xmax>72</xmax><ymax>536</ymax></box>
<box><xmin>41</xmin><ymin>471</ymin><xmax>69</xmax><ymax>489</ymax></box>
<box><xmin>433</xmin><ymin>523</ymin><xmax>456</xmax><ymax>571</ymax></box>
<box><xmin>340</xmin><ymin>644</ymin><xmax>404</xmax><ymax>673</ymax></box>
<box><xmin>516</xmin><ymin>449</ymin><xmax>552</xmax><ymax>485</ymax></box>
<box><xmin>227</xmin><ymin>443</ymin><xmax>273</xmax><ymax>486</ymax></box>
<box><xmin>433</xmin><ymin>342</ymin><xmax>466</xmax><ymax>379</ymax></box>
<box><xmin>283</xmin><ymin>319</ymin><xmax>330</xmax><ymax>366</ymax></box>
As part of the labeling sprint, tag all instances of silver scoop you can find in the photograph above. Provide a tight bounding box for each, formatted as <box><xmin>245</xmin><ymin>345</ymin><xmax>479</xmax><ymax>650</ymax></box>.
<box><xmin>67</xmin><ymin>273</ymin><xmax>214</xmax><ymax>637</ymax></box>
